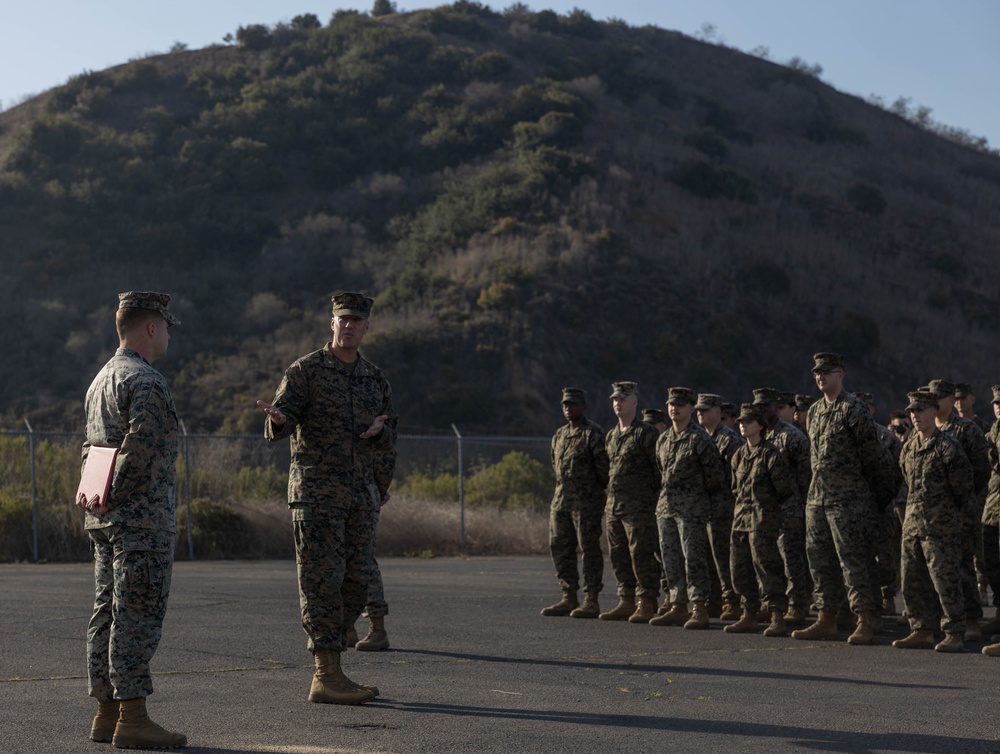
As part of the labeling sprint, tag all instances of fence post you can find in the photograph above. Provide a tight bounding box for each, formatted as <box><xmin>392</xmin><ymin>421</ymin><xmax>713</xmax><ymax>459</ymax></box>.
<box><xmin>24</xmin><ymin>418</ymin><xmax>38</xmax><ymax>562</ymax></box>
<box><xmin>451</xmin><ymin>423</ymin><xmax>465</xmax><ymax>555</ymax></box>
<box><xmin>179</xmin><ymin>420</ymin><xmax>195</xmax><ymax>560</ymax></box>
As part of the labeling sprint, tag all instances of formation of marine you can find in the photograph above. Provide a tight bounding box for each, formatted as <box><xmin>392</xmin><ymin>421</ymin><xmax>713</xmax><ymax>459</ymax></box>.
<box><xmin>542</xmin><ymin>352</ymin><xmax>1000</xmax><ymax>658</ymax></box>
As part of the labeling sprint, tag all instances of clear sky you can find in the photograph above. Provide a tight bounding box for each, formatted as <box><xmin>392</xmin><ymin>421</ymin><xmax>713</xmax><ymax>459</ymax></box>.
<box><xmin>2</xmin><ymin>0</ymin><xmax>998</xmax><ymax>149</ymax></box>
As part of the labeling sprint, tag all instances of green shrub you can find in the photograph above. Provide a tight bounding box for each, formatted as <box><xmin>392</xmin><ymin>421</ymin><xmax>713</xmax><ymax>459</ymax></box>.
<box><xmin>396</xmin><ymin>470</ymin><xmax>460</xmax><ymax>501</ymax></box>
<box><xmin>683</xmin><ymin>128</ymin><xmax>728</xmax><ymax>160</ymax></box>
<box><xmin>846</xmin><ymin>182</ymin><xmax>886</xmax><ymax>215</ymax></box>
<box><xmin>177</xmin><ymin>498</ymin><xmax>253</xmax><ymax>559</ymax></box>
<box><xmin>467</xmin><ymin>451</ymin><xmax>553</xmax><ymax>512</ymax></box>
<box><xmin>673</xmin><ymin>160</ymin><xmax>758</xmax><ymax>204</ymax></box>
<box><xmin>477</xmin><ymin>281</ymin><xmax>518</xmax><ymax>310</ymax></box>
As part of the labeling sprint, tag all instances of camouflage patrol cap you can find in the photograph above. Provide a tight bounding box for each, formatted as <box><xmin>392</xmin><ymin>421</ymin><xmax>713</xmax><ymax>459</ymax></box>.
<box><xmin>992</xmin><ymin>385</ymin><xmax>1000</xmax><ymax>404</ymax></box>
<box><xmin>926</xmin><ymin>379</ymin><xmax>956</xmax><ymax>399</ymax></box>
<box><xmin>777</xmin><ymin>391</ymin><xmax>797</xmax><ymax>407</ymax></box>
<box><xmin>954</xmin><ymin>382</ymin><xmax>973</xmax><ymax>398</ymax></box>
<box><xmin>118</xmin><ymin>291</ymin><xmax>180</xmax><ymax>326</ymax></box>
<box><xmin>721</xmin><ymin>402</ymin><xmax>737</xmax><ymax>419</ymax></box>
<box><xmin>331</xmin><ymin>291</ymin><xmax>374</xmax><ymax>319</ymax></box>
<box><xmin>694</xmin><ymin>393</ymin><xmax>724</xmax><ymax>410</ymax></box>
<box><xmin>666</xmin><ymin>387</ymin><xmax>696</xmax><ymax>406</ymax></box>
<box><xmin>752</xmin><ymin>387</ymin><xmax>780</xmax><ymax>406</ymax></box>
<box><xmin>642</xmin><ymin>408</ymin><xmax>667</xmax><ymax>424</ymax></box>
<box><xmin>811</xmin><ymin>352</ymin><xmax>845</xmax><ymax>373</ymax></box>
<box><xmin>854</xmin><ymin>392</ymin><xmax>874</xmax><ymax>407</ymax></box>
<box><xmin>610</xmin><ymin>381</ymin><xmax>638</xmax><ymax>399</ymax></box>
<box><xmin>561</xmin><ymin>387</ymin><xmax>586</xmax><ymax>404</ymax></box>
<box><xmin>794</xmin><ymin>394</ymin><xmax>814</xmax><ymax>411</ymax></box>
<box><xmin>737</xmin><ymin>402</ymin><xmax>766</xmax><ymax>424</ymax></box>
<box><xmin>906</xmin><ymin>389</ymin><xmax>939</xmax><ymax>411</ymax></box>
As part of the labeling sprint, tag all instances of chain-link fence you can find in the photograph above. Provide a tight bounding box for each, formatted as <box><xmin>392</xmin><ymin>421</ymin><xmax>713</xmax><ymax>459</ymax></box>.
<box><xmin>0</xmin><ymin>428</ymin><xmax>551</xmax><ymax>562</ymax></box>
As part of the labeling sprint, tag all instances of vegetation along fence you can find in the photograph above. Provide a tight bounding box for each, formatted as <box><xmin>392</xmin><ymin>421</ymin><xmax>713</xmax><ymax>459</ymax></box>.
<box><xmin>0</xmin><ymin>428</ymin><xmax>553</xmax><ymax>563</ymax></box>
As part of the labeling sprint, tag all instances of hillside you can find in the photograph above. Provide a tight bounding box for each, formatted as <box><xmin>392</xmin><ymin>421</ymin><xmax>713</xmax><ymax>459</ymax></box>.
<box><xmin>2</xmin><ymin>3</ymin><xmax>1000</xmax><ymax>435</ymax></box>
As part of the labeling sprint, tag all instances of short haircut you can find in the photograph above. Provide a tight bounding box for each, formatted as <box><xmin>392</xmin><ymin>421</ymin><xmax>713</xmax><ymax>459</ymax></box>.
<box><xmin>116</xmin><ymin>307</ymin><xmax>163</xmax><ymax>340</ymax></box>
<box><xmin>889</xmin><ymin>410</ymin><xmax>907</xmax><ymax>421</ymax></box>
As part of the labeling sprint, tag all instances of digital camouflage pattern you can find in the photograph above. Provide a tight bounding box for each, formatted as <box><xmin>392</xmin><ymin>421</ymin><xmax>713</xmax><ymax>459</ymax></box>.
<box><xmin>983</xmin><ymin>422</ymin><xmax>1000</xmax><ymax>605</ymax></box>
<box><xmin>655</xmin><ymin>422</ymin><xmax>725</xmax><ymax>603</ymax></box>
<box><xmin>872</xmin><ymin>423</ymin><xmax>904</xmax><ymax>596</ymax></box>
<box><xmin>82</xmin><ymin>346</ymin><xmax>179</xmax><ymax>702</ymax></box>
<box><xmin>605</xmin><ymin>418</ymin><xmax>660</xmax><ymax>598</ymax></box>
<box><xmin>266</xmin><ymin>343</ymin><xmax>397</xmax><ymax>651</ymax></box>
<box><xmin>707</xmin><ymin>422</ymin><xmax>744</xmax><ymax>606</ymax></box>
<box><xmin>765</xmin><ymin>419</ymin><xmax>811</xmax><ymax>607</ymax></box>
<box><xmin>899</xmin><ymin>428</ymin><xmax>973</xmax><ymax>633</ymax></box>
<box><xmin>549</xmin><ymin>417</ymin><xmax>608</xmax><ymax>593</ymax></box>
<box><xmin>806</xmin><ymin>390</ymin><xmax>882</xmax><ymax>613</ymax></box>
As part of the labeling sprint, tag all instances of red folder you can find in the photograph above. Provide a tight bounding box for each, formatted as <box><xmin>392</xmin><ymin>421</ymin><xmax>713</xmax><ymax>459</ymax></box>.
<box><xmin>76</xmin><ymin>445</ymin><xmax>119</xmax><ymax>512</ymax></box>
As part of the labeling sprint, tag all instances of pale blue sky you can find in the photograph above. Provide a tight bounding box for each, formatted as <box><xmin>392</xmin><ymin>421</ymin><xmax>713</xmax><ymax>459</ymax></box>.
<box><xmin>2</xmin><ymin>1</ymin><xmax>997</xmax><ymax>149</ymax></box>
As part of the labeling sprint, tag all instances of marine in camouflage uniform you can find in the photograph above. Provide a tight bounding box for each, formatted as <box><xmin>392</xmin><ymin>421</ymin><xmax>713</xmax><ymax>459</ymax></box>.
<box><xmin>696</xmin><ymin>393</ymin><xmax>744</xmax><ymax>619</ymax></box>
<box><xmin>651</xmin><ymin>387</ymin><xmax>726</xmax><ymax>630</ymax></box>
<box><xmin>262</xmin><ymin>291</ymin><xmax>396</xmax><ymax>705</ymax></box>
<box><xmin>725</xmin><ymin>403</ymin><xmax>795</xmax><ymax>635</ymax></box>
<box><xmin>893</xmin><ymin>390</ymin><xmax>973</xmax><ymax>652</ymax></box>
<box><xmin>754</xmin><ymin>388</ymin><xmax>812</xmax><ymax>620</ymax></box>
<box><xmin>80</xmin><ymin>292</ymin><xmax>185</xmax><ymax>747</ymax></box>
<box><xmin>982</xmin><ymin>387</ymin><xmax>1000</xmax><ymax>627</ymax></box>
<box><xmin>954</xmin><ymin>382</ymin><xmax>993</xmax><ymax>605</ymax></box>
<box><xmin>926</xmin><ymin>379</ymin><xmax>991</xmax><ymax>636</ymax></box>
<box><xmin>792</xmin><ymin>353</ymin><xmax>884</xmax><ymax>645</ymax></box>
<box><xmin>599</xmin><ymin>382</ymin><xmax>662</xmax><ymax>622</ymax></box>
<box><xmin>540</xmin><ymin>388</ymin><xmax>609</xmax><ymax>618</ymax></box>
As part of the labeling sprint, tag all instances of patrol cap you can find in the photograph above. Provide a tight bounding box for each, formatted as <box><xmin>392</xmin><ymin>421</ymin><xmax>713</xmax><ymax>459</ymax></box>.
<box><xmin>331</xmin><ymin>291</ymin><xmax>374</xmax><ymax>319</ymax></box>
<box><xmin>926</xmin><ymin>379</ymin><xmax>956</xmax><ymax>399</ymax></box>
<box><xmin>954</xmin><ymin>382</ymin><xmax>973</xmax><ymax>398</ymax></box>
<box><xmin>991</xmin><ymin>385</ymin><xmax>1000</xmax><ymax>405</ymax></box>
<box><xmin>854</xmin><ymin>391</ymin><xmax>874</xmax><ymax>407</ymax></box>
<box><xmin>694</xmin><ymin>393</ymin><xmax>724</xmax><ymax>410</ymax></box>
<box><xmin>794</xmin><ymin>394</ymin><xmax>814</xmax><ymax>411</ymax></box>
<box><xmin>906</xmin><ymin>389</ymin><xmax>939</xmax><ymax>412</ymax></box>
<box><xmin>811</xmin><ymin>352</ymin><xmax>845</xmax><ymax>373</ymax></box>
<box><xmin>118</xmin><ymin>291</ymin><xmax>180</xmax><ymax>326</ymax></box>
<box><xmin>561</xmin><ymin>387</ymin><xmax>586</xmax><ymax>404</ymax></box>
<box><xmin>752</xmin><ymin>387</ymin><xmax>780</xmax><ymax>406</ymax></box>
<box><xmin>666</xmin><ymin>387</ymin><xmax>696</xmax><ymax>406</ymax></box>
<box><xmin>737</xmin><ymin>402</ymin><xmax>765</xmax><ymax>424</ymax></box>
<box><xmin>721</xmin><ymin>402</ymin><xmax>737</xmax><ymax>419</ymax></box>
<box><xmin>642</xmin><ymin>408</ymin><xmax>666</xmax><ymax>424</ymax></box>
<box><xmin>610</xmin><ymin>381</ymin><xmax>638</xmax><ymax>399</ymax></box>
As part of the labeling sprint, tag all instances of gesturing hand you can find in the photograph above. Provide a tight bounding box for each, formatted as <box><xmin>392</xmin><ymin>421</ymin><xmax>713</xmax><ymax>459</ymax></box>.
<box><xmin>256</xmin><ymin>400</ymin><xmax>286</xmax><ymax>425</ymax></box>
<box><xmin>360</xmin><ymin>414</ymin><xmax>388</xmax><ymax>439</ymax></box>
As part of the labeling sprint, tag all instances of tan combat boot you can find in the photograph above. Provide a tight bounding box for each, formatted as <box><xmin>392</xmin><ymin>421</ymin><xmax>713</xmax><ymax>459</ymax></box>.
<box><xmin>723</xmin><ymin>609</ymin><xmax>758</xmax><ymax>634</ymax></box>
<box><xmin>656</xmin><ymin>597</ymin><xmax>671</xmax><ymax>616</ymax></box>
<box><xmin>783</xmin><ymin>605</ymin><xmax>808</xmax><ymax>626</ymax></box>
<box><xmin>892</xmin><ymin>629</ymin><xmax>935</xmax><ymax>649</ymax></box>
<box><xmin>684</xmin><ymin>601</ymin><xmax>710</xmax><ymax>630</ymax></box>
<box><xmin>599</xmin><ymin>595</ymin><xmax>636</xmax><ymax>621</ymax></box>
<box><xmin>570</xmin><ymin>591</ymin><xmax>600</xmax><ymax>618</ymax></box>
<box><xmin>981</xmin><ymin>640</ymin><xmax>1000</xmax><ymax>657</ymax></box>
<box><xmin>791</xmin><ymin>610</ymin><xmax>839</xmax><ymax>641</ymax></box>
<box><xmin>763</xmin><ymin>611</ymin><xmax>787</xmax><ymax>637</ymax></box>
<box><xmin>540</xmin><ymin>591</ymin><xmax>579</xmax><ymax>617</ymax></box>
<box><xmin>355</xmin><ymin>616</ymin><xmax>389</xmax><ymax>651</ymax></box>
<box><xmin>719</xmin><ymin>603</ymin><xmax>741</xmax><ymax>621</ymax></box>
<box><xmin>847</xmin><ymin>610</ymin><xmax>878</xmax><ymax>645</ymax></box>
<box><xmin>964</xmin><ymin>618</ymin><xmax>982</xmax><ymax>642</ymax></box>
<box><xmin>649</xmin><ymin>602</ymin><xmax>690</xmax><ymax>627</ymax></box>
<box><xmin>112</xmin><ymin>698</ymin><xmax>187</xmax><ymax>749</ymax></box>
<box><xmin>89</xmin><ymin>699</ymin><xmax>120</xmax><ymax>743</ymax></box>
<box><xmin>309</xmin><ymin>649</ymin><xmax>376</xmax><ymax>704</ymax></box>
<box><xmin>628</xmin><ymin>598</ymin><xmax>657</xmax><ymax>624</ymax></box>
<box><xmin>934</xmin><ymin>632</ymin><xmax>964</xmax><ymax>653</ymax></box>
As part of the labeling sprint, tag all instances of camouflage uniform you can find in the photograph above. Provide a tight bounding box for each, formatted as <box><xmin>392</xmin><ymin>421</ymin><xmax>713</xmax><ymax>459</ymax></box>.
<box><xmin>730</xmin><ymin>437</ymin><xmax>795</xmax><ymax>614</ymax></box>
<box><xmin>83</xmin><ymin>292</ymin><xmax>180</xmax><ymax>703</ymax></box>
<box><xmin>549</xmin><ymin>417</ymin><xmax>609</xmax><ymax>594</ymax></box>
<box><xmin>266</xmin><ymin>341</ymin><xmax>397</xmax><ymax>653</ymax></box>
<box><xmin>707</xmin><ymin>420</ymin><xmax>744</xmax><ymax>608</ymax></box>
<box><xmin>605</xmin><ymin>418</ymin><xmax>661</xmax><ymax>600</ymax></box>
<box><xmin>983</xmin><ymin>415</ymin><xmax>1000</xmax><ymax>606</ymax></box>
<box><xmin>656</xmin><ymin>417</ymin><xmax>726</xmax><ymax>604</ymax></box>
<box><xmin>764</xmin><ymin>419</ymin><xmax>812</xmax><ymax>609</ymax></box>
<box><xmin>899</xmin><ymin>428</ymin><xmax>973</xmax><ymax>633</ymax></box>
<box><xmin>806</xmin><ymin>389</ymin><xmax>883</xmax><ymax>614</ymax></box>
<box><xmin>872</xmin><ymin>423</ymin><xmax>904</xmax><ymax>600</ymax></box>
<box><xmin>345</xmin><ymin>449</ymin><xmax>395</xmax><ymax>628</ymax></box>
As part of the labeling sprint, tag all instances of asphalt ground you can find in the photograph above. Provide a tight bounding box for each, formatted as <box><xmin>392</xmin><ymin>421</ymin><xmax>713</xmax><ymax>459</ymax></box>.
<box><xmin>1</xmin><ymin>556</ymin><xmax>998</xmax><ymax>754</ymax></box>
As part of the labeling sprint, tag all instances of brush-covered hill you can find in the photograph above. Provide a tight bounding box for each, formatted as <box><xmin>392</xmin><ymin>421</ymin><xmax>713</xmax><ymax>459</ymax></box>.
<box><xmin>2</xmin><ymin>3</ymin><xmax>1000</xmax><ymax>434</ymax></box>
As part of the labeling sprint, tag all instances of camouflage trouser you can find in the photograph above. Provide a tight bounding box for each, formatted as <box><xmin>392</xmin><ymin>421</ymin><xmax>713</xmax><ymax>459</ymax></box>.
<box><xmin>707</xmin><ymin>507</ymin><xmax>737</xmax><ymax>606</ymax></box>
<box><xmin>778</xmin><ymin>499</ymin><xmax>811</xmax><ymax>607</ymax></box>
<box><xmin>959</xmin><ymin>497</ymin><xmax>985</xmax><ymax>619</ymax></box>
<box><xmin>901</xmin><ymin>529</ymin><xmax>964</xmax><ymax>633</ymax></box>
<box><xmin>549</xmin><ymin>507</ymin><xmax>604</xmax><ymax>594</ymax></box>
<box><xmin>982</xmin><ymin>524</ymin><xmax>1000</xmax><ymax>607</ymax></box>
<box><xmin>293</xmin><ymin>501</ymin><xmax>377</xmax><ymax>653</ymax></box>
<box><xmin>731</xmin><ymin>528</ymin><xmax>787</xmax><ymax>614</ymax></box>
<box><xmin>659</xmin><ymin>514</ymin><xmax>712</xmax><ymax>603</ymax></box>
<box><xmin>345</xmin><ymin>504</ymin><xmax>388</xmax><ymax>626</ymax></box>
<box><xmin>868</xmin><ymin>506</ymin><xmax>897</xmax><ymax>597</ymax></box>
<box><xmin>87</xmin><ymin>526</ymin><xmax>174</xmax><ymax>701</ymax></box>
<box><xmin>605</xmin><ymin>509</ymin><xmax>660</xmax><ymax>600</ymax></box>
<box><xmin>806</xmin><ymin>502</ymin><xmax>876</xmax><ymax>613</ymax></box>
